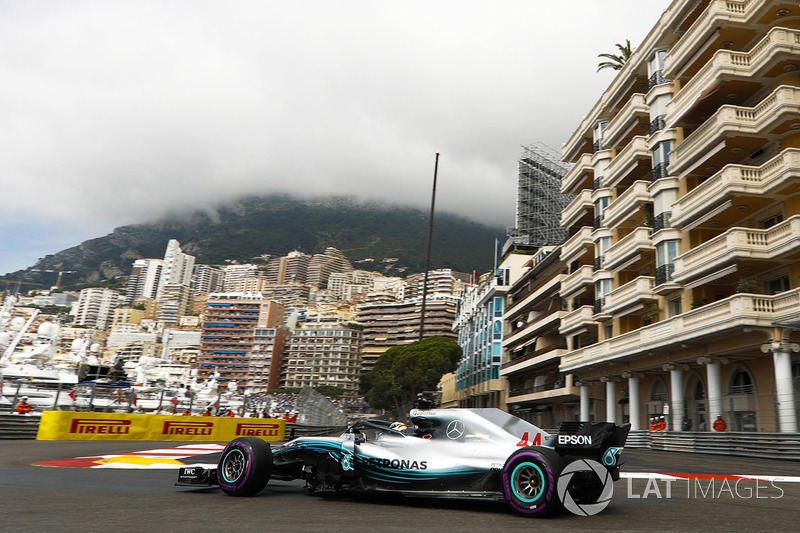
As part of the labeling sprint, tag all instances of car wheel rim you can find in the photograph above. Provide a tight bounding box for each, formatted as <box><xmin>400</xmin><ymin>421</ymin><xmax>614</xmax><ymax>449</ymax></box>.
<box><xmin>222</xmin><ymin>449</ymin><xmax>246</xmax><ymax>483</ymax></box>
<box><xmin>511</xmin><ymin>461</ymin><xmax>544</xmax><ymax>503</ymax></box>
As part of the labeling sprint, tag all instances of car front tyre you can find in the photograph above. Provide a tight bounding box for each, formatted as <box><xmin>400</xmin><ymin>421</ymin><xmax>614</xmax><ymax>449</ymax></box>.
<box><xmin>217</xmin><ymin>437</ymin><xmax>272</xmax><ymax>496</ymax></box>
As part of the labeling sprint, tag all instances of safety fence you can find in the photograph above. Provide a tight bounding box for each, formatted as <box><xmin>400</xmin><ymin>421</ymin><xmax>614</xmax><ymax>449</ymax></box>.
<box><xmin>295</xmin><ymin>388</ymin><xmax>348</xmax><ymax>426</ymax></box>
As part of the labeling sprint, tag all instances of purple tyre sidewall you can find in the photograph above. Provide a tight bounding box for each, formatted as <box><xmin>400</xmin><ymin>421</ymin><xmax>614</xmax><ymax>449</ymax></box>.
<box><xmin>502</xmin><ymin>449</ymin><xmax>557</xmax><ymax>516</ymax></box>
<box><xmin>218</xmin><ymin>441</ymin><xmax>253</xmax><ymax>492</ymax></box>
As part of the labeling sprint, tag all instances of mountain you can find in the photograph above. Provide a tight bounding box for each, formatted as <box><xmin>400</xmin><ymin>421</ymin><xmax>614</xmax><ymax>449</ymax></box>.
<box><xmin>6</xmin><ymin>195</ymin><xmax>507</xmax><ymax>287</ymax></box>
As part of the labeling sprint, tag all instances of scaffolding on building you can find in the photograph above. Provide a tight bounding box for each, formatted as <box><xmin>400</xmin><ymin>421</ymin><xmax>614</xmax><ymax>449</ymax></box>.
<box><xmin>505</xmin><ymin>142</ymin><xmax>574</xmax><ymax>252</ymax></box>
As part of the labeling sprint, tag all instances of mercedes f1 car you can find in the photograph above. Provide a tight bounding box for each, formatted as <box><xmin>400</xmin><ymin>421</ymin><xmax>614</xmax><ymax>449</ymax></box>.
<box><xmin>176</xmin><ymin>408</ymin><xmax>630</xmax><ymax>517</ymax></box>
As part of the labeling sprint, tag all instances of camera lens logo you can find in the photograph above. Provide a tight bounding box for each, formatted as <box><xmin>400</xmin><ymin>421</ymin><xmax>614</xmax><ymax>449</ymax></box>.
<box><xmin>557</xmin><ymin>459</ymin><xmax>613</xmax><ymax>516</ymax></box>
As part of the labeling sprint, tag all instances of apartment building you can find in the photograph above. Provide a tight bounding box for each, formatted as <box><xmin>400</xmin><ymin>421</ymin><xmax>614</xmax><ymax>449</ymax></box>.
<box><xmin>356</xmin><ymin>293</ymin><xmax>460</xmax><ymax>372</ymax></box>
<box><xmin>74</xmin><ymin>288</ymin><xmax>121</xmax><ymax>330</ymax></box>
<box><xmin>197</xmin><ymin>294</ymin><xmax>286</xmax><ymax>388</ymax></box>
<box><xmin>125</xmin><ymin>258</ymin><xmax>163</xmax><ymax>306</ymax></box>
<box><xmin>453</xmin><ymin>253</ymin><xmax>530</xmax><ymax>409</ymax></box>
<box><xmin>559</xmin><ymin>0</ymin><xmax>800</xmax><ymax>433</ymax></box>
<box><xmin>156</xmin><ymin>240</ymin><xmax>195</xmax><ymax>299</ymax></box>
<box><xmin>282</xmin><ymin>318</ymin><xmax>363</xmax><ymax>399</ymax></box>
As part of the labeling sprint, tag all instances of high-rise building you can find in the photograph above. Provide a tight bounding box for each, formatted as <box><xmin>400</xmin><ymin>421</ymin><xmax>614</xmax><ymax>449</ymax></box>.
<box><xmin>282</xmin><ymin>318</ymin><xmax>363</xmax><ymax>399</ymax></box>
<box><xmin>401</xmin><ymin>269</ymin><xmax>472</xmax><ymax>300</ymax></box>
<box><xmin>197</xmin><ymin>294</ymin><xmax>285</xmax><ymax>388</ymax></box>
<box><xmin>266</xmin><ymin>251</ymin><xmax>312</xmax><ymax>285</ymax></box>
<box><xmin>192</xmin><ymin>264</ymin><xmax>225</xmax><ymax>295</ymax></box>
<box><xmin>125</xmin><ymin>259</ymin><xmax>163</xmax><ymax>306</ymax></box>
<box><xmin>308</xmin><ymin>247</ymin><xmax>353</xmax><ymax>288</ymax></box>
<box><xmin>156</xmin><ymin>284</ymin><xmax>192</xmax><ymax>325</ymax></box>
<box><xmin>223</xmin><ymin>264</ymin><xmax>258</xmax><ymax>292</ymax></box>
<box><xmin>74</xmin><ymin>288</ymin><xmax>121</xmax><ymax>330</ymax></box>
<box><xmin>356</xmin><ymin>293</ymin><xmax>460</xmax><ymax>372</ymax></box>
<box><xmin>156</xmin><ymin>240</ymin><xmax>195</xmax><ymax>299</ymax></box>
<box><xmin>558</xmin><ymin>0</ymin><xmax>800</xmax><ymax>433</ymax></box>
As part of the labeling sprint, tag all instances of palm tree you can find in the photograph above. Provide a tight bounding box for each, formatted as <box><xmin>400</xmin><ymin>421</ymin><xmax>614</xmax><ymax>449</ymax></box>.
<box><xmin>597</xmin><ymin>39</ymin><xmax>633</xmax><ymax>72</ymax></box>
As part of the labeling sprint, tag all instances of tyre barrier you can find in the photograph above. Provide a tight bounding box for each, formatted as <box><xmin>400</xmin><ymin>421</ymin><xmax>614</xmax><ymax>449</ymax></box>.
<box><xmin>0</xmin><ymin>413</ymin><xmax>41</xmax><ymax>439</ymax></box>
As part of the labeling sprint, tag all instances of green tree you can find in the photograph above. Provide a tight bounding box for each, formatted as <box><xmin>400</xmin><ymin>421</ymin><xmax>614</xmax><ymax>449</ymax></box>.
<box><xmin>365</xmin><ymin>336</ymin><xmax>461</xmax><ymax>411</ymax></box>
<box><xmin>597</xmin><ymin>39</ymin><xmax>633</xmax><ymax>72</ymax></box>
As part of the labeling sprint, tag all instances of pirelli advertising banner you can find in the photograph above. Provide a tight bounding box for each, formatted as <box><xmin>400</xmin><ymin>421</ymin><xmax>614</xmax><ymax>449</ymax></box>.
<box><xmin>36</xmin><ymin>411</ymin><xmax>286</xmax><ymax>442</ymax></box>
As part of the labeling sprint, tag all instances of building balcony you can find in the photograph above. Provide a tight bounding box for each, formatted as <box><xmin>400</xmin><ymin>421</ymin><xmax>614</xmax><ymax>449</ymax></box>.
<box><xmin>560</xmin><ymin>289</ymin><xmax>800</xmax><ymax>373</ymax></box>
<box><xmin>603</xmin><ymin>94</ymin><xmax>649</xmax><ymax>150</ymax></box>
<box><xmin>670</xmin><ymin>85</ymin><xmax>800</xmax><ymax>176</ymax></box>
<box><xmin>604</xmin><ymin>136</ymin><xmax>651</xmax><ymax>188</ymax></box>
<box><xmin>669</xmin><ymin>27</ymin><xmax>800</xmax><ymax>124</ymax></box>
<box><xmin>663</xmin><ymin>0</ymin><xmax>762</xmax><ymax>81</ymax></box>
<box><xmin>561</xmin><ymin>189</ymin><xmax>594</xmax><ymax>229</ymax></box>
<box><xmin>560</xmin><ymin>265</ymin><xmax>594</xmax><ymax>300</ymax></box>
<box><xmin>671</xmin><ymin>148</ymin><xmax>800</xmax><ymax>229</ymax></box>
<box><xmin>559</xmin><ymin>305</ymin><xmax>597</xmax><ymax>336</ymax></box>
<box><xmin>506</xmin><ymin>375</ymin><xmax>578</xmax><ymax>403</ymax></box>
<box><xmin>673</xmin><ymin>215</ymin><xmax>800</xmax><ymax>284</ymax></box>
<box><xmin>604</xmin><ymin>228</ymin><xmax>654</xmax><ymax>272</ymax></box>
<box><xmin>561</xmin><ymin>227</ymin><xmax>594</xmax><ymax>264</ymax></box>
<box><xmin>602</xmin><ymin>276</ymin><xmax>657</xmax><ymax>317</ymax></box>
<box><xmin>506</xmin><ymin>274</ymin><xmax>563</xmax><ymax>318</ymax></box>
<box><xmin>502</xmin><ymin>310</ymin><xmax>565</xmax><ymax>347</ymax></box>
<box><xmin>602</xmin><ymin>180</ymin><xmax>652</xmax><ymax>230</ymax></box>
<box><xmin>501</xmin><ymin>345</ymin><xmax>567</xmax><ymax>376</ymax></box>
<box><xmin>561</xmin><ymin>153</ymin><xmax>593</xmax><ymax>195</ymax></box>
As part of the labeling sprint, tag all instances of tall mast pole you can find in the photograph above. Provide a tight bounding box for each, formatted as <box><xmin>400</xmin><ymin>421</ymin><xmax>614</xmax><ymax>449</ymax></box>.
<box><xmin>419</xmin><ymin>153</ymin><xmax>440</xmax><ymax>342</ymax></box>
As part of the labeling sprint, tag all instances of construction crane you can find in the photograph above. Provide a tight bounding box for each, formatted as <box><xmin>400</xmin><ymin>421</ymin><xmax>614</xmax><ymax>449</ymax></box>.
<box><xmin>26</xmin><ymin>267</ymin><xmax>77</xmax><ymax>289</ymax></box>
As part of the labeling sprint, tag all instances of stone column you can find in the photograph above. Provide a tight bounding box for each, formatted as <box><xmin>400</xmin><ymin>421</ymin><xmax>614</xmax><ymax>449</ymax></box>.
<box><xmin>697</xmin><ymin>356</ymin><xmax>725</xmax><ymax>428</ymax></box>
<box><xmin>762</xmin><ymin>342</ymin><xmax>799</xmax><ymax>433</ymax></box>
<box><xmin>603</xmin><ymin>378</ymin><xmax>616</xmax><ymax>423</ymax></box>
<box><xmin>580</xmin><ymin>383</ymin><xmax>590</xmax><ymax>421</ymax></box>
<box><xmin>664</xmin><ymin>364</ymin><xmax>687</xmax><ymax>431</ymax></box>
<box><xmin>623</xmin><ymin>372</ymin><xmax>641</xmax><ymax>431</ymax></box>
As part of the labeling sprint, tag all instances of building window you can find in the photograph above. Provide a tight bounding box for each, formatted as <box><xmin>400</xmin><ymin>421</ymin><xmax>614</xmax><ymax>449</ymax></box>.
<box><xmin>760</xmin><ymin>212</ymin><xmax>783</xmax><ymax>229</ymax></box>
<box><xmin>766</xmin><ymin>275</ymin><xmax>790</xmax><ymax>295</ymax></box>
<box><xmin>667</xmin><ymin>297</ymin><xmax>682</xmax><ymax>317</ymax></box>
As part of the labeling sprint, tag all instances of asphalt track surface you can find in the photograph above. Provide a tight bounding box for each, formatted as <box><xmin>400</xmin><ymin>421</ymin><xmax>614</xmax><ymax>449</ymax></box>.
<box><xmin>1</xmin><ymin>440</ymin><xmax>800</xmax><ymax>533</ymax></box>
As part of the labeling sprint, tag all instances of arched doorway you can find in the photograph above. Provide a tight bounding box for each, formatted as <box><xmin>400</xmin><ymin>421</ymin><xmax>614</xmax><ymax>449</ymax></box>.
<box><xmin>727</xmin><ymin>367</ymin><xmax>757</xmax><ymax>431</ymax></box>
<box><xmin>685</xmin><ymin>373</ymin><xmax>705</xmax><ymax>431</ymax></box>
<box><xmin>646</xmin><ymin>377</ymin><xmax>668</xmax><ymax>420</ymax></box>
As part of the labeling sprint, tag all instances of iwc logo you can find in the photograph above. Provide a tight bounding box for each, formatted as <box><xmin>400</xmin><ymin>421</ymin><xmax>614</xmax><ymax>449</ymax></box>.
<box><xmin>557</xmin><ymin>459</ymin><xmax>614</xmax><ymax>516</ymax></box>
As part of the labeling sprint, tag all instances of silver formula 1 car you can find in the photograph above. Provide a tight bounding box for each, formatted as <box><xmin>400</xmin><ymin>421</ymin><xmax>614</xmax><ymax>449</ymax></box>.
<box><xmin>176</xmin><ymin>408</ymin><xmax>630</xmax><ymax>517</ymax></box>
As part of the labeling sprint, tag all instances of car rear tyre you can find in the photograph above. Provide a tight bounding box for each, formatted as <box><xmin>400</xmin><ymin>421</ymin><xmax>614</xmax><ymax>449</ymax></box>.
<box><xmin>217</xmin><ymin>437</ymin><xmax>272</xmax><ymax>496</ymax></box>
<box><xmin>502</xmin><ymin>447</ymin><xmax>563</xmax><ymax>517</ymax></box>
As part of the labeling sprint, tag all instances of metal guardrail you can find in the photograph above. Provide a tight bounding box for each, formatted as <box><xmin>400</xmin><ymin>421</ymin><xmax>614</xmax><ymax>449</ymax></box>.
<box><xmin>0</xmin><ymin>413</ymin><xmax>41</xmax><ymax>439</ymax></box>
<box><xmin>626</xmin><ymin>430</ymin><xmax>800</xmax><ymax>460</ymax></box>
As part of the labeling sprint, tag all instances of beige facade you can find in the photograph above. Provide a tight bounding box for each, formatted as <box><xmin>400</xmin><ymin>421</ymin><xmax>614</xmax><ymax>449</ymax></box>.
<box><xmin>559</xmin><ymin>0</ymin><xmax>800</xmax><ymax>433</ymax></box>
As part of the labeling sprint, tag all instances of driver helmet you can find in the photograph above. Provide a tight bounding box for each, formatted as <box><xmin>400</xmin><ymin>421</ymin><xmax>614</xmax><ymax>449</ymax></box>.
<box><xmin>389</xmin><ymin>422</ymin><xmax>408</xmax><ymax>432</ymax></box>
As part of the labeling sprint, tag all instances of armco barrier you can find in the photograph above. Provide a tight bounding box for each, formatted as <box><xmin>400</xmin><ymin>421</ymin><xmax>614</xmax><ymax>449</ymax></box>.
<box><xmin>36</xmin><ymin>411</ymin><xmax>285</xmax><ymax>442</ymax></box>
<box><xmin>0</xmin><ymin>413</ymin><xmax>41</xmax><ymax>439</ymax></box>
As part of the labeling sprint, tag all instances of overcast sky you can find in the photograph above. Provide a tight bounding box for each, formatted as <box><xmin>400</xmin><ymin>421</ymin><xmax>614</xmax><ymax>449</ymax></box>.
<box><xmin>0</xmin><ymin>0</ymin><xmax>669</xmax><ymax>276</ymax></box>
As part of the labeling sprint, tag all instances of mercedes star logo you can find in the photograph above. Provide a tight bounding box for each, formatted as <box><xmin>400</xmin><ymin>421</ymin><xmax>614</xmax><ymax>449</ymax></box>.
<box><xmin>446</xmin><ymin>420</ymin><xmax>465</xmax><ymax>440</ymax></box>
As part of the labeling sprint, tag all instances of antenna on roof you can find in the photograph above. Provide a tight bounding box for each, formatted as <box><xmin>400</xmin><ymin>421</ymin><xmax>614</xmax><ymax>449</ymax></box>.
<box><xmin>419</xmin><ymin>153</ymin><xmax>440</xmax><ymax>341</ymax></box>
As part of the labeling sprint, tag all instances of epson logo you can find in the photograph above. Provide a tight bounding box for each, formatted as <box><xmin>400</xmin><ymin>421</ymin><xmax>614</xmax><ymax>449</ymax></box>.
<box><xmin>558</xmin><ymin>434</ymin><xmax>593</xmax><ymax>445</ymax></box>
